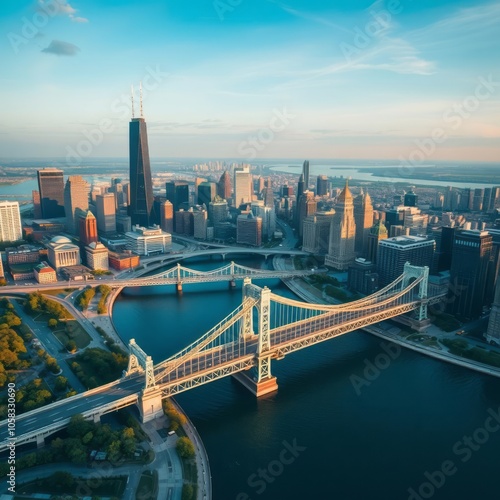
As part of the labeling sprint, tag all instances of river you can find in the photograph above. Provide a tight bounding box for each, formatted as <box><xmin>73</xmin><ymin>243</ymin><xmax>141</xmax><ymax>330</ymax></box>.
<box><xmin>112</xmin><ymin>258</ymin><xmax>500</xmax><ymax>500</ymax></box>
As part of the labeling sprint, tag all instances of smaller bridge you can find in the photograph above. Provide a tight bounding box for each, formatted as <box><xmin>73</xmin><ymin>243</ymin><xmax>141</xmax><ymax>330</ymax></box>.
<box><xmin>119</xmin><ymin>261</ymin><xmax>319</xmax><ymax>289</ymax></box>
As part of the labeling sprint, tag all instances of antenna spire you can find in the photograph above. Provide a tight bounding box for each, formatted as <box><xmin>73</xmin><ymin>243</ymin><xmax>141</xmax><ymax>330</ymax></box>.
<box><xmin>140</xmin><ymin>81</ymin><xmax>144</xmax><ymax>118</ymax></box>
<box><xmin>131</xmin><ymin>85</ymin><xmax>135</xmax><ymax>119</ymax></box>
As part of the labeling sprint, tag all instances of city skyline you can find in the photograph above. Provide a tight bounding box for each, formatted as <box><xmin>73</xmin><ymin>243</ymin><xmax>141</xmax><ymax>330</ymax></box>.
<box><xmin>1</xmin><ymin>0</ymin><xmax>499</xmax><ymax>161</ymax></box>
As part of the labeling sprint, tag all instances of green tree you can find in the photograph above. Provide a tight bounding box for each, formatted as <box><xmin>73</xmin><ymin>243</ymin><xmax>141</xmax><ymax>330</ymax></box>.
<box><xmin>48</xmin><ymin>318</ymin><xmax>58</xmax><ymax>328</ymax></box>
<box><xmin>176</xmin><ymin>437</ymin><xmax>195</xmax><ymax>459</ymax></box>
<box><xmin>66</xmin><ymin>340</ymin><xmax>77</xmax><ymax>353</ymax></box>
<box><xmin>55</xmin><ymin>376</ymin><xmax>68</xmax><ymax>391</ymax></box>
<box><xmin>182</xmin><ymin>484</ymin><xmax>195</xmax><ymax>500</ymax></box>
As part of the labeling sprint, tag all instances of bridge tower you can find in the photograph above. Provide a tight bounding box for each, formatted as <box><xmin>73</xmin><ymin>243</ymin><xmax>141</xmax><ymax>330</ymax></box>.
<box><xmin>233</xmin><ymin>279</ymin><xmax>278</xmax><ymax>397</ymax></box>
<box><xmin>402</xmin><ymin>263</ymin><xmax>429</xmax><ymax>321</ymax></box>
<box><xmin>127</xmin><ymin>339</ymin><xmax>164</xmax><ymax>422</ymax></box>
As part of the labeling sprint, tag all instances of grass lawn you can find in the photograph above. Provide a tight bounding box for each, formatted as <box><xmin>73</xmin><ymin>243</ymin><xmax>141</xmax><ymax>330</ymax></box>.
<box><xmin>52</xmin><ymin>319</ymin><xmax>92</xmax><ymax>349</ymax></box>
<box><xmin>135</xmin><ymin>470</ymin><xmax>158</xmax><ymax>500</ymax></box>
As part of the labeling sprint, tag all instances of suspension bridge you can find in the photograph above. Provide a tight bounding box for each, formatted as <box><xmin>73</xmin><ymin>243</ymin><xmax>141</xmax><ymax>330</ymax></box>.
<box><xmin>0</xmin><ymin>263</ymin><xmax>444</xmax><ymax>451</ymax></box>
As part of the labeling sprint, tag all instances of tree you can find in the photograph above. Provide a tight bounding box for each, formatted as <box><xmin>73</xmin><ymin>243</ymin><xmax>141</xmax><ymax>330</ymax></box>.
<box><xmin>66</xmin><ymin>340</ymin><xmax>77</xmax><ymax>353</ymax></box>
<box><xmin>182</xmin><ymin>484</ymin><xmax>195</xmax><ymax>500</ymax></box>
<box><xmin>55</xmin><ymin>376</ymin><xmax>68</xmax><ymax>391</ymax></box>
<box><xmin>48</xmin><ymin>318</ymin><xmax>58</xmax><ymax>328</ymax></box>
<box><xmin>47</xmin><ymin>471</ymin><xmax>75</xmax><ymax>489</ymax></box>
<box><xmin>176</xmin><ymin>437</ymin><xmax>195</xmax><ymax>459</ymax></box>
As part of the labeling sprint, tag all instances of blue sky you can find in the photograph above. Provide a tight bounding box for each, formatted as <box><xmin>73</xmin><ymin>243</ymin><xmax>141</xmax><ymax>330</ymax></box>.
<box><xmin>0</xmin><ymin>0</ymin><xmax>499</xmax><ymax>162</ymax></box>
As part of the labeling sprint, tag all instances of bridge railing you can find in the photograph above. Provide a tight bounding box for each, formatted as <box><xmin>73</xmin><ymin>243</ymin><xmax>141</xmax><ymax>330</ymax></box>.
<box><xmin>154</xmin><ymin>296</ymin><xmax>258</xmax><ymax>381</ymax></box>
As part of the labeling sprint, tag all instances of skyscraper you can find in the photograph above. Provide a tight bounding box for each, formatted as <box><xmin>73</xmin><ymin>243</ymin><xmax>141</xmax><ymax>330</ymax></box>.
<box><xmin>486</xmin><ymin>281</ymin><xmax>500</xmax><ymax>343</ymax></box>
<box><xmin>367</xmin><ymin>220</ymin><xmax>388</xmax><ymax>265</ymax></box>
<box><xmin>198</xmin><ymin>182</ymin><xmax>216</xmax><ymax>208</ymax></box>
<box><xmin>448</xmin><ymin>230</ymin><xmax>493</xmax><ymax>320</ymax></box>
<box><xmin>129</xmin><ymin>91</ymin><xmax>155</xmax><ymax>227</ymax></box>
<box><xmin>217</xmin><ymin>171</ymin><xmax>231</xmax><ymax>200</ymax></box>
<box><xmin>165</xmin><ymin>181</ymin><xmax>189</xmax><ymax>212</ymax></box>
<box><xmin>316</xmin><ymin>175</ymin><xmax>328</xmax><ymax>196</ymax></box>
<box><xmin>37</xmin><ymin>168</ymin><xmax>65</xmax><ymax>218</ymax></box>
<box><xmin>302</xmin><ymin>160</ymin><xmax>310</xmax><ymax>190</ymax></box>
<box><xmin>377</xmin><ymin>235</ymin><xmax>435</xmax><ymax>287</ymax></box>
<box><xmin>0</xmin><ymin>201</ymin><xmax>22</xmax><ymax>242</ymax></box>
<box><xmin>325</xmin><ymin>181</ymin><xmax>356</xmax><ymax>271</ymax></box>
<box><xmin>160</xmin><ymin>200</ymin><xmax>174</xmax><ymax>234</ymax></box>
<box><xmin>96</xmin><ymin>193</ymin><xmax>116</xmax><ymax>234</ymax></box>
<box><xmin>77</xmin><ymin>209</ymin><xmax>98</xmax><ymax>246</ymax></box>
<box><xmin>404</xmin><ymin>189</ymin><xmax>418</xmax><ymax>207</ymax></box>
<box><xmin>64</xmin><ymin>175</ymin><xmax>90</xmax><ymax>234</ymax></box>
<box><xmin>354</xmin><ymin>189</ymin><xmax>373</xmax><ymax>257</ymax></box>
<box><xmin>234</xmin><ymin>165</ymin><xmax>252</xmax><ymax>207</ymax></box>
<box><xmin>297</xmin><ymin>191</ymin><xmax>317</xmax><ymax>238</ymax></box>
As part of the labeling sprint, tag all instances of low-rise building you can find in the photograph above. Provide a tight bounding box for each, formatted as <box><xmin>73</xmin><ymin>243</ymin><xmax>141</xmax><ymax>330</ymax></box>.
<box><xmin>108</xmin><ymin>250</ymin><xmax>140</xmax><ymax>271</ymax></box>
<box><xmin>47</xmin><ymin>236</ymin><xmax>81</xmax><ymax>269</ymax></box>
<box><xmin>85</xmin><ymin>242</ymin><xmax>109</xmax><ymax>271</ymax></box>
<box><xmin>34</xmin><ymin>262</ymin><xmax>57</xmax><ymax>284</ymax></box>
<box><xmin>125</xmin><ymin>225</ymin><xmax>172</xmax><ymax>256</ymax></box>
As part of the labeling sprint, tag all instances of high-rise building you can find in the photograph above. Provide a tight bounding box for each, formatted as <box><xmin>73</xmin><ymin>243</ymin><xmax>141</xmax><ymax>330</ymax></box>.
<box><xmin>316</xmin><ymin>175</ymin><xmax>328</xmax><ymax>196</ymax></box>
<box><xmin>237</xmin><ymin>212</ymin><xmax>262</xmax><ymax>246</ymax></box>
<box><xmin>377</xmin><ymin>235</ymin><xmax>435</xmax><ymax>287</ymax></box>
<box><xmin>486</xmin><ymin>281</ymin><xmax>500</xmax><ymax>343</ymax></box>
<box><xmin>77</xmin><ymin>209</ymin><xmax>98</xmax><ymax>246</ymax></box>
<box><xmin>251</xmin><ymin>201</ymin><xmax>276</xmax><ymax>241</ymax></box>
<box><xmin>302</xmin><ymin>211</ymin><xmax>335</xmax><ymax>255</ymax></box>
<box><xmin>234</xmin><ymin>165</ymin><xmax>252</xmax><ymax>207</ymax></box>
<box><xmin>165</xmin><ymin>181</ymin><xmax>189</xmax><ymax>213</ymax></box>
<box><xmin>32</xmin><ymin>190</ymin><xmax>42</xmax><ymax>218</ymax></box>
<box><xmin>64</xmin><ymin>175</ymin><xmax>90</xmax><ymax>234</ymax></box>
<box><xmin>404</xmin><ymin>189</ymin><xmax>418</xmax><ymax>207</ymax></box>
<box><xmin>160</xmin><ymin>200</ymin><xmax>174</xmax><ymax>234</ymax></box>
<box><xmin>325</xmin><ymin>182</ymin><xmax>356</xmax><ymax>271</ymax></box>
<box><xmin>297</xmin><ymin>174</ymin><xmax>305</xmax><ymax>200</ymax></box>
<box><xmin>95</xmin><ymin>193</ymin><xmax>116</xmax><ymax>234</ymax></box>
<box><xmin>472</xmin><ymin>188</ymin><xmax>484</xmax><ymax>211</ymax></box>
<box><xmin>217</xmin><ymin>171</ymin><xmax>231</xmax><ymax>200</ymax></box>
<box><xmin>297</xmin><ymin>192</ymin><xmax>317</xmax><ymax>238</ymax></box>
<box><xmin>198</xmin><ymin>182</ymin><xmax>216</xmax><ymax>208</ymax></box>
<box><xmin>367</xmin><ymin>220</ymin><xmax>388</xmax><ymax>265</ymax></box>
<box><xmin>302</xmin><ymin>160</ymin><xmax>310</xmax><ymax>190</ymax></box>
<box><xmin>448</xmin><ymin>230</ymin><xmax>493</xmax><ymax>320</ymax></box>
<box><xmin>209</xmin><ymin>196</ymin><xmax>229</xmax><ymax>227</ymax></box>
<box><xmin>193</xmin><ymin>207</ymin><xmax>208</xmax><ymax>239</ymax></box>
<box><xmin>354</xmin><ymin>189</ymin><xmax>373</xmax><ymax>257</ymax></box>
<box><xmin>0</xmin><ymin>201</ymin><xmax>22</xmax><ymax>243</ymax></box>
<box><xmin>129</xmin><ymin>103</ymin><xmax>155</xmax><ymax>227</ymax></box>
<box><xmin>37</xmin><ymin>168</ymin><xmax>65</xmax><ymax>218</ymax></box>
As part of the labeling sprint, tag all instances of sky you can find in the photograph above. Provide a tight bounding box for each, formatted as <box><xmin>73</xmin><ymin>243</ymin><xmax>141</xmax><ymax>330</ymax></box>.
<box><xmin>0</xmin><ymin>0</ymin><xmax>499</xmax><ymax>163</ymax></box>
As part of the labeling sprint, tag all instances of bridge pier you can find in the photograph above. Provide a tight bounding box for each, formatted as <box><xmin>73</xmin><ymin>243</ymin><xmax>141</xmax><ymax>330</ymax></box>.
<box><xmin>36</xmin><ymin>434</ymin><xmax>45</xmax><ymax>449</ymax></box>
<box><xmin>176</xmin><ymin>282</ymin><xmax>183</xmax><ymax>293</ymax></box>
<box><xmin>229</xmin><ymin>279</ymin><xmax>236</xmax><ymax>289</ymax></box>
<box><xmin>138</xmin><ymin>388</ymin><xmax>164</xmax><ymax>423</ymax></box>
<box><xmin>232</xmin><ymin>371</ymin><xmax>278</xmax><ymax>397</ymax></box>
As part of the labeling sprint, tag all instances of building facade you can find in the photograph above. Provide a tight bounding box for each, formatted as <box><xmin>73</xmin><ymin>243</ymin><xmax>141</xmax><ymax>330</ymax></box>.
<box><xmin>325</xmin><ymin>182</ymin><xmax>357</xmax><ymax>271</ymax></box>
<box><xmin>0</xmin><ymin>201</ymin><xmax>22</xmax><ymax>242</ymax></box>
<box><xmin>37</xmin><ymin>168</ymin><xmax>65</xmax><ymax>218</ymax></box>
<box><xmin>47</xmin><ymin>236</ymin><xmax>81</xmax><ymax>269</ymax></box>
<box><xmin>85</xmin><ymin>242</ymin><xmax>109</xmax><ymax>271</ymax></box>
<box><xmin>129</xmin><ymin>116</ymin><xmax>155</xmax><ymax>227</ymax></box>
<box><xmin>64</xmin><ymin>176</ymin><xmax>90</xmax><ymax>234</ymax></box>
<box><xmin>125</xmin><ymin>225</ymin><xmax>172</xmax><ymax>256</ymax></box>
<box><xmin>377</xmin><ymin>235</ymin><xmax>435</xmax><ymax>287</ymax></box>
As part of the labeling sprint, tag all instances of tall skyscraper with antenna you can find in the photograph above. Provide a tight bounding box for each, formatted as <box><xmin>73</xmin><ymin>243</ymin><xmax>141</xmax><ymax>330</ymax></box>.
<box><xmin>129</xmin><ymin>83</ymin><xmax>155</xmax><ymax>227</ymax></box>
